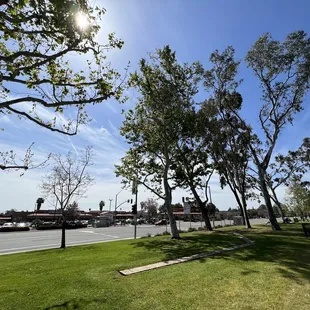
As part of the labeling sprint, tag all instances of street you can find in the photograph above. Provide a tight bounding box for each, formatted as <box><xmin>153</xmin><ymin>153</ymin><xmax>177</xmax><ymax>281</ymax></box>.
<box><xmin>0</xmin><ymin>218</ymin><xmax>269</xmax><ymax>255</ymax></box>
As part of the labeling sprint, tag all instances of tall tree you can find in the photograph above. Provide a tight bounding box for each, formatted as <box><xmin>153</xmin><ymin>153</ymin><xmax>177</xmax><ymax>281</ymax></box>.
<box><xmin>244</xmin><ymin>31</ymin><xmax>310</xmax><ymax>230</ymax></box>
<box><xmin>211</xmin><ymin>122</ymin><xmax>252</xmax><ymax>229</ymax></box>
<box><xmin>171</xmin><ymin>106</ymin><xmax>214</xmax><ymax>230</ymax></box>
<box><xmin>286</xmin><ymin>180</ymin><xmax>310</xmax><ymax>217</ymax></box>
<box><xmin>0</xmin><ymin>0</ymin><xmax>125</xmax><ymax>170</ymax></box>
<box><xmin>205</xmin><ymin>31</ymin><xmax>310</xmax><ymax>230</ymax></box>
<box><xmin>202</xmin><ymin>49</ymin><xmax>253</xmax><ymax>228</ymax></box>
<box><xmin>265</xmin><ymin>138</ymin><xmax>310</xmax><ymax>218</ymax></box>
<box><xmin>41</xmin><ymin>147</ymin><xmax>94</xmax><ymax>248</ymax></box>
<box><xmin>116</xmin><ymin>46</ymin><xmax>203</xmax><ymax>239</ymax></box>
<box><xmin>140</xmin><ymin>198</ymin><xmax>158</xmax><ymax>219</ymax></box>
<box><xmin>66</xmin><ymin>201</ymin><xmax>80</xmax><ymax>221</ymax></box>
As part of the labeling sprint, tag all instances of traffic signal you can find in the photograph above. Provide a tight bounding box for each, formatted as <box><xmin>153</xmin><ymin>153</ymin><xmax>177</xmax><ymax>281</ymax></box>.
<box><xmin>132</xmin><ymin>204</ymin><xmax>137</xmax><ymax>214</ymax></box>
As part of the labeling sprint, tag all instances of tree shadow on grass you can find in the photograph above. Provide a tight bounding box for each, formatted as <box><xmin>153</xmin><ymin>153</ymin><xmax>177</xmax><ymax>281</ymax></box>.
<box><xmin>239</xmin><ymin>269</ymin><xmax>260</xmax><ymax>276</ymax></box>
<box><xmin>214</xmin><ymin>226</ymin><xmax>310</xmax><ymax>284</ymax></box>
<box><xmin>228</xmin><ymin>224</ymin><xmax>306</xmax><ymax>238</ymax></box>
<box><xmin>131</xmin><ymin>233</ymin><xmax>242</xmax><ymax>261</ymax></box>
<box><xmin>44</xmin><ymin>297</ymin><xmax>107</xmax><ymax>310</ymax></box>
<box><xmin>132</xmin><ymin>226</ymin><xmax>310</xmax><ymax>284</ymax></box>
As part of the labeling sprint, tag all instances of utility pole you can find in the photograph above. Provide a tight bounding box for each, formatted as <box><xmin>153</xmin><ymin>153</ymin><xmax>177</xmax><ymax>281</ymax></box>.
<box><xmin>134</xmin><ymin>188</ymin><xmax>138</xmax><ymax>239</ymax></box>
<box><xmin>114</xmin><ymin>189</ymin><xmax>124</xmax><ymax>224</ymax></box>
<box><xmin>109</xmin><ymin>199</ymin><xmax>113</xmax><ymax>212</ymax></box>
<box><xmin>132</xmin><ymin>178</ymin><xmax>138</xmax><ymax>239</ymax></box>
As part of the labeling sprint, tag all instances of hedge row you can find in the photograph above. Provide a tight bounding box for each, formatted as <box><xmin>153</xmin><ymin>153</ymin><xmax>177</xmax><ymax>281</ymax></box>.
<box><xmin>0</xmin><ymin>227</ymin><xmax>30</xmax><ymax>232</ymax></box>
<box><xmin>36</xmin><ymin>223</ymin><xmax>87</xmax><ymax>230</ymax></box>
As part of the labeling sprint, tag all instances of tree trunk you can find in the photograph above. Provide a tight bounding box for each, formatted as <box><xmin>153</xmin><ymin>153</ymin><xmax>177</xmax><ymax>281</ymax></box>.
<box><xmin>163</xmin><ymin>168</ymin><xmax>180</xmax><ymax>239</ymax></box>
<box><xmin>271</xmin><ymin>188</ymin><xmax>286</xmax><ymax>220</ymax></box>
<box><xmin>275</xmin><ymin>199</ymin><xmax>285</xmax><ymax>220</ymax></box>
<box><xmin>226</xmin><ymin>182</ymin><xmax>245</xmax><ymax>225</ymax></box>
<box><xmin>61</xmin><ymin>215</ymin><xmax>66</xmax><ymax>248</ymax></box>
<box><xmin>199</xmin><ymin>202</ymin><xmax>213</xmax><ymax>231</ymax></box>
<box><xmin>239</xmin><ymin>206</ymin><xmax>245</xmax><ymax>225</ymax></box>
<box><xmin>230</xmin><ymin>187</ymin><xmax>245</xmax><ymax>225</ymax></box>
<box><xmin>241</xmin><ymin>195</ymin><xmax>252</xmax><ymax>229</ymax></box>
<box><xmin>165</xmin><ymin>201</ymin><xmax>180</xmax><ymax>238</ymax></box>
<box><xmin>257</xmin><ymin>166</ymin><xmax>281</xmax><ymax>231</ymax></box>
<box><xmin>190</xmin><ymin>185</ymin><xmax>212</xmax><ymax>231</ymax></box>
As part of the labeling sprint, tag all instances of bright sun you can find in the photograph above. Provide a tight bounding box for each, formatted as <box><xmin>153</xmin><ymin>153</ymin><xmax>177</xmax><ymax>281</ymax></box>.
<box><xmin>75</xmin><ymin>12</ymin><xmax>89</xmax><ymax>30</ymax></box>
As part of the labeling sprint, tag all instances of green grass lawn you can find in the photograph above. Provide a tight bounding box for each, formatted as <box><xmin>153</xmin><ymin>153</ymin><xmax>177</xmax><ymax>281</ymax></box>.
<box><xmin>1</xmin><ymin>225</ymin><xmax>309</xmax><ymax>310</ymax></box>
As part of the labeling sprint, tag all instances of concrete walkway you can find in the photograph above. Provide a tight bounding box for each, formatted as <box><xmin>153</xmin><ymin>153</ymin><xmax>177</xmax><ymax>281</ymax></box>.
<box><xmin>119</xmin><ymin>232</ymin><xmax>254</xmax><ymax>276</ymax></box>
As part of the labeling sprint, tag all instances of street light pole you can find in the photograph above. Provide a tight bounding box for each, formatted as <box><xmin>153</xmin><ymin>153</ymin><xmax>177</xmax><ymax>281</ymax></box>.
<box><xmin>116</xmin><ymin>199</ymin><xmax>131</xmax><ymax>210</ymax></box>
<box><xmin>109</xmin><ymin>199</ymin><xmax>113</xmax><ymax>212</ymax></box>
<box><xmin>134</xmin><ymin>187</ymin><xmax>138</xmax><ymax>239</ymax></box>
<box><xmin>114</xmin><ymin>189</ymin><xmax>124</xmax><ymax>224</ymax></box>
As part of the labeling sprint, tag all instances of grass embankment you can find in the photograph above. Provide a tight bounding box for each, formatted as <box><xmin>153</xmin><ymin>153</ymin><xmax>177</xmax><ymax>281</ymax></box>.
<box><xmin>1</xmin><ymin>224</ymin><xmax>309</xmax><ymax>310</ymax></box>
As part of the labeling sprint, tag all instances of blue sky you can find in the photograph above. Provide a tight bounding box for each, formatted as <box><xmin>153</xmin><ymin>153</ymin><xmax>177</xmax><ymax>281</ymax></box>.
<box><xmin>1</xmin><ymin>0</ymin><xmax>310</xmax><ymax>213</ymax></box>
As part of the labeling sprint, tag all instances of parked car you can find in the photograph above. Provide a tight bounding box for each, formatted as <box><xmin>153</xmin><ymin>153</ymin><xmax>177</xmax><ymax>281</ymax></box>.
<box><xmin>17</xmin><ymin>222</ymin><xmax>31</xmax><ymax>227</ymax></box>
<box><xmin>2</xmin><ymin>222</ymin><xmax>14</xmax><ymax>227</ymax></box>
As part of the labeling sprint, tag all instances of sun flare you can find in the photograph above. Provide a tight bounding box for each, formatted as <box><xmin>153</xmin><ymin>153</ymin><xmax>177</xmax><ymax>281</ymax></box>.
<box><xmin>75</xmin><ymin>11</ymin><xmax>89</xmax><ymax>30</ymax></box>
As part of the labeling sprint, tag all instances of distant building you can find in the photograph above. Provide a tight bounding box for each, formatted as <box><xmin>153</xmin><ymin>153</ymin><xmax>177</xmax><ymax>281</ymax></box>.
<box><xmin>0</xmin><ymin>216</ymin><xmax>11</xmax><ymax>224</ymax></box>
<box><xmin>1</xmin><ymin>209</ymin><xmax>105</xmax><ymax>223</ymax></box>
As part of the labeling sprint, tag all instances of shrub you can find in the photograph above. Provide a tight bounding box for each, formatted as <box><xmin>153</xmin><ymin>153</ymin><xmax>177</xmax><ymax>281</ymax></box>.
<box><xmin>36</xmin><ymin>224</ymin><xmax>62</xmax><ymax>230</ymax></box>
<box><xmin>0</xmin><ymin>226</ymin><xmax>30</xmax><ymax>232</ymax></box>
<box><xmin>198</xmin><ymin>226</ymin><xmax>206</xmax><ymax>231</ymax></box>
<box><xmin>141</xmin><ymin>235</ymin><xmax>151</xmax><ymax>239</ymax></box>
<box><xmin>155</xmin><ymin>233</ymin><xmax>163</xmax><ymax>237</ymax></box>
<box><xmin>162</xmin><ymin>231</ymin><xmax>171</xmax><ymax>235</ymax></box>
<box><xmin>188</xmin><ymin>227</ymin><xmax>197</xmax><ymax>232</ymax></box>
<box><xmin>177</xmin><ymin>229</ymin><xmax>186</xmax><ymax>233</ymax></box>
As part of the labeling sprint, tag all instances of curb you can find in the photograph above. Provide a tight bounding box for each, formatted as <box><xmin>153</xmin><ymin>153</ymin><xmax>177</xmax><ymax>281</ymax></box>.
<box><xmin>119</xmin><ymin>232</ymin><xmax>254</xmax><ymax>276</ymax></box>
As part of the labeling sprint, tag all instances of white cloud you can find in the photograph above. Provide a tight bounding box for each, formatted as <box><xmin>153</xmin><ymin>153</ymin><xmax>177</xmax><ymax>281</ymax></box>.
<box><xmin>0</xmin><ymin>159</ymin><xmax>239</xmax><ymax>213</ymax></box>
<box><xmin>14</xmin><ymin>101</ymin><xmax>74</xmax><ymax>132</ymax></box>
<box><xmin>0</xmin><ymin>115</ymin><xmax>12</xmax><ymax>124</ymax></box>
<box><xmin>0</xmin><ymin>141</ymin><xmax>50</xmax><ymax>165</ymax></box>
<box><xmin>0</xmin><ymin>96</ymin><xmax>296</xmax><ymax>214</ymax></box>
<box><xmin>0</xmin><ymin>169</ymin><xmax>45</xmax><ymax>212</ymax></box>
<box><xmin>108</xmin><ymin>119</ymin><xmax>119</xmax><ymax>136</ymax></box>
<box><xmin>105</xmin><ymin>101</ymin><xmax>118</xmax><ymax>114</ymax></box>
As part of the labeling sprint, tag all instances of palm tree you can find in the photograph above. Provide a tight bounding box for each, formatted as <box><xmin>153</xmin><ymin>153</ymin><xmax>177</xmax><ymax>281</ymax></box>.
<box><xmin>36</xmin><ymin>198</ymin><xmax>45</xmax><ymax>211</ymax></box>
<box><xmin>99</xmin><ymin>200</ymin><xmax>105</xmax><ymax>212</ymax></box>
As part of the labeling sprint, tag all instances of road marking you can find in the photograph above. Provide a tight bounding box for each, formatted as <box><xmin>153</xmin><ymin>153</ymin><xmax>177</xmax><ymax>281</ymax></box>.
<box><xmin>77</xmin><ymin>230</ymin><xmax>119</xmax><ymax>238</ymax></box>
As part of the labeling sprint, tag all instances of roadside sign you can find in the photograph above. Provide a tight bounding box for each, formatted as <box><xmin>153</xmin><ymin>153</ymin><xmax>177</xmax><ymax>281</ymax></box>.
<box><xmin>183</xmin><ymin>202</ymin><xmax>191</xmax><ymax>215</ymax></box>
